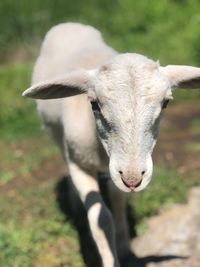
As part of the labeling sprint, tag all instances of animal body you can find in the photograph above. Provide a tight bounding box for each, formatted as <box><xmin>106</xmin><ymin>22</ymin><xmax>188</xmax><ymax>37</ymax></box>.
<box><xmin>23</xmin><ymin>23</ymin><xmax>200</xmax><ymax>267</ymax></box>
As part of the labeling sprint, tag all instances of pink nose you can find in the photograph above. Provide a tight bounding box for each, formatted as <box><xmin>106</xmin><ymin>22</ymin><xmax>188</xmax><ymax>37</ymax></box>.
<box><xmin>118</xmin><ymin>169</ymin><xmax>145</xmax><ymax>190</ymax></box>
<box><xmin>121</xmin><ymin>177</ymin><xmax>142</xmax><ymax>190</ymax></box>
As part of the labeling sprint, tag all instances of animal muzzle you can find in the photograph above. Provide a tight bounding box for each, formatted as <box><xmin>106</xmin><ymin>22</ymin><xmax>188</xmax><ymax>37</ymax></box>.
<box><xmin>118</xmin><ymin>169</ymin><xmax>144</xmax><ymax>191</ymax></box>
<box><xmin>121</xmin><ymin>176</ymin><xmax>143</xmax><ymax>191</ymax></box>
<box><xmin>109</xmin><ymin>155</ymin><xmax>153</xmax><ymax>192</ymax></box>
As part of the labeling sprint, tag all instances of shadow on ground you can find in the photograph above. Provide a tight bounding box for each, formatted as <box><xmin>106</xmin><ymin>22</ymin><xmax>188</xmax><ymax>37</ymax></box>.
<box><xmin>55</xmin><ymin>176</ymin><xmax>187</xmax><ymax>267</ymax></box>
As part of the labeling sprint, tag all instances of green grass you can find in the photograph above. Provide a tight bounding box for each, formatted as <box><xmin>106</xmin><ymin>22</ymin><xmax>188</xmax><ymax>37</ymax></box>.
<box><xmin>0</xmin><ymin>62</ymin><xmax>40</xmax><ymax>140</ymax></box>
<box><xmin>1</xmin><ymin>0</ymin><xmax>200</xmax><ymax>67</ymax></box>
<box><xmin>0</xmin><ymin>137</ymin><xmax>59</xmax><ymax>187</ymax></box>
<box><xmin>190</xmin><ymin>118</ymin><xmax>200</xmax><ymax>134</ymax></box>
<box><xmin>0</xmin><ymin>178</ymin><xmax>82</xmax><ymax>267</ymax></box>
<box><xmin>173</xmin><ymin>89</ymin><xmax>200</xmax><ymax>101</ymax></box>
<box><xmin>185</xmin><ymin>142</ymin><xmax>200</xmax><ymax>152</ymax></box>
<box><xmin>0</xmin><ymin>222</ymin><xmax>41</xmax><ymax>267</ymax></box>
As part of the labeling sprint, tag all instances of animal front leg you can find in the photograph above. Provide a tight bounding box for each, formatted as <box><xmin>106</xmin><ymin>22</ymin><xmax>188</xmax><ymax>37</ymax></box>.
<box><xmin>69</xmin><ymin>162</ymin><xmax>120</xmax><ymax>267</ymax></box>
<box><xmin>108</xmin><ymin>182</ymin><xmax>132</xmax><ymax>261</ymax></box>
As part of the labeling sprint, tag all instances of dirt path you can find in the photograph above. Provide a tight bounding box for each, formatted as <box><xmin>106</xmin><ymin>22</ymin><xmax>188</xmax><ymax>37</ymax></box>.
<box><xmin>132</xmin><ymin>187</ymin><xmax>200</xmax><ymax>267</ymax></box>
<box><xmin>153</xmin><ymin>103</ymin><xmax>200</xmax><ymax>176</ymax></box>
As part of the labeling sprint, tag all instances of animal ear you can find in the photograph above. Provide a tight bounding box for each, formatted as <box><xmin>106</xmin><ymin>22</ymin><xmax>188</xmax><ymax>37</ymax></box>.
<box><xmin>22</xmin><ymin>70</ymin><xmax>96</xmax><ymax>99</ymax></box>
<box><xmin>160</xmin><ymin>65</ymin><xmax>200</xmax><ymax>89</ymax></box>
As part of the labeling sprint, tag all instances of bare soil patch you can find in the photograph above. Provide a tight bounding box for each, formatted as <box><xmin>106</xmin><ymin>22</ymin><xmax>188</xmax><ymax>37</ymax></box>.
<box><xmin>132</xmin><ymin>187</ymin><xmax>200</xmax><ymax>267</ymax></box>
<box><xmin>154</xmin><ymin>103</ymin><xmax>200</xmax><ymax>176</ymax></box>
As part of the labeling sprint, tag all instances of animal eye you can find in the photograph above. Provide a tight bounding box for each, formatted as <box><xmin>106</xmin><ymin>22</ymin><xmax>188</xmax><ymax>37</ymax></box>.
<box><xmin>90</xmin><ymin>100</ymin><xmax>100</xmax><ymax>112</ymax></box>
<box><xmin>162</xmin><ymin>99</ymin><xmax>170</xmax><ymax>109</ymax></box>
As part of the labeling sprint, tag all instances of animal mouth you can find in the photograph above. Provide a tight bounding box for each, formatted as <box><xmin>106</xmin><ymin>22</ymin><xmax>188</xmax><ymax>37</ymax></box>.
<box><xmin>121</xmin><ymin>178</ymin><xmax>142</xmax><ymax>191</ymax></box>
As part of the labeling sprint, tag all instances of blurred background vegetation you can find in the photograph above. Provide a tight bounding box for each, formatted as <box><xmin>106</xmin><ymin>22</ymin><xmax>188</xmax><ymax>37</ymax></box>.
<box><xmin>1</xmin><ymin>0</ymin><xmax>200</xmax><ymax>64</ymax></box>
<box><xmin>0</xmin><ymin>0</ymin><xmax>200</xmax><ymax>266</ymax></box>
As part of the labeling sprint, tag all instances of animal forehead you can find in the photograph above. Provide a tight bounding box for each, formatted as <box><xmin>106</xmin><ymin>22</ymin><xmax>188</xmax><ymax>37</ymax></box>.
<box><xmin>96</xmin><ymin>53</ymin><xmax>170</xmax><ymax>99</ymax></box>
<box><xmin>99</xmin><ymin>53</ymin><xmax>158</xmax><ymax>74</ymax></box>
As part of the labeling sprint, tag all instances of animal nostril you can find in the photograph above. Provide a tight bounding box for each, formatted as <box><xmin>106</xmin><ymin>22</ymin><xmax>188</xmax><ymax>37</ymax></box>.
<box><xmin>141</xmin><ymin>170</ymin><xmax>146</xmax><ymax>176</ymax></box>
<box><xmin>135</xmin><ymin>179</ymin><xmax>142</xmax><ymax>188</ymax></box>
<box><xmin>119</xmin><ymin>170</ymin><xmax>123</xmax><ymax>175</ymax></box>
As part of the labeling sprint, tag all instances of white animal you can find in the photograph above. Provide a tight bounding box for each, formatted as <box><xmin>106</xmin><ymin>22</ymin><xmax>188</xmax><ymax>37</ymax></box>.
<box><xmin>23</xmin><ymin>23</ymin><xmax>200</xmax><ymax>267</ymax></box>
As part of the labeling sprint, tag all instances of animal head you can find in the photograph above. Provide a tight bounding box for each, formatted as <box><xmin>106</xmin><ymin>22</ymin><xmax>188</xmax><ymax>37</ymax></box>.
<box><xmin>23</xmin><ymin>53</ymin><xmax>200</xmax><ymax>192</ymax></box>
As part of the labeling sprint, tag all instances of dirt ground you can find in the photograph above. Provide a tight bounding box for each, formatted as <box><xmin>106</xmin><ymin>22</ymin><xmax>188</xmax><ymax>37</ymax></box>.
<box><xmin>153</xmin><ymin>103</ymin><xmax>200</xmax><ymax>176</ymax></box>
<box><xmin>132</xmin><ymin>187</ymin><xmax>200</xmax><ymax>267</ymax></box>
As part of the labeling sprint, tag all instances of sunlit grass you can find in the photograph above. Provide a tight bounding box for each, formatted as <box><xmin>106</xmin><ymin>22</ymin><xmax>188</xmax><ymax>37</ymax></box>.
<box><xmin>0</xmin><ymin>179</ymin><xmax>82</xmax><ymax>267</ymax></box>
<box><xmin>185</xmin><ymin>142</ymin><xmax>200</xmax><ymax>152</ymax></box>
<box><xmin>190</xmin><ymin>118</ymin><xmax>200</xmax><ymax>134</ymax></box>
<box><xmin>1</xmin><ymin>0</ymin><xmax>200</xmax><ymax>67</ymax></box>
<box><xmin>0</xmin><ymin>62</ymin><xmax>41</xmax><ymax>140</ymax></box>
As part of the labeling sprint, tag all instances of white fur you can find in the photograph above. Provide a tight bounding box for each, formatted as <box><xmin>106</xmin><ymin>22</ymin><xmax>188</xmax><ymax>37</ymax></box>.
<box><xmin>23</xmin><ymin>23</ymin><xmax>200</xmax><ymax>267</ymax></box>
